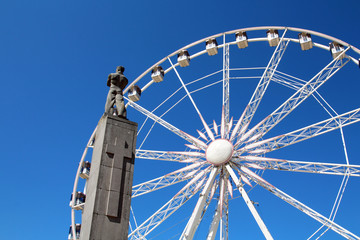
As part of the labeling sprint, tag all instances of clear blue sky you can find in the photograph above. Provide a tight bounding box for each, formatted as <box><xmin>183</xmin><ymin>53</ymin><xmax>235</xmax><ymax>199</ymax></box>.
<box><xmin>0</xmin><ymin>0</ymin><xmax>359</xmax><ymax>239</ymax></box>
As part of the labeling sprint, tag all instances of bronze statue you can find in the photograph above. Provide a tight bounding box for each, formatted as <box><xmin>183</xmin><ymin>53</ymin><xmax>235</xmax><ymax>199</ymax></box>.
<box><xmin>105</xmin><ymin>66</ymin><xmax>128</xmax><ymax>118</ymax></box>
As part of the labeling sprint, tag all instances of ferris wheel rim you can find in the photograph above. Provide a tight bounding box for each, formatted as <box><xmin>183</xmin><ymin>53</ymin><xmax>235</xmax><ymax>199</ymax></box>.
<box><xmin>123</xmin><ymin>26</ymin><xmax>360</xmax><ymax>95</ymax></box>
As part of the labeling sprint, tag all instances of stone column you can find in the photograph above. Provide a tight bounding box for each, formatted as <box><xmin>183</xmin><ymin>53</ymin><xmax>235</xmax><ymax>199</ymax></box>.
<box><xmin>80</xmin><ymin>114</ymin><xmax>137</xmax><ymax>240</ymax></box>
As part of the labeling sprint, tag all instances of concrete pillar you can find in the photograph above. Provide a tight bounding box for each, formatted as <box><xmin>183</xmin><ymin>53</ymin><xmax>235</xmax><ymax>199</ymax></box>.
<box><xmin>80</xmin><ymin>114</ymin><xmax>137</xmax><ymax>240</ymax></box>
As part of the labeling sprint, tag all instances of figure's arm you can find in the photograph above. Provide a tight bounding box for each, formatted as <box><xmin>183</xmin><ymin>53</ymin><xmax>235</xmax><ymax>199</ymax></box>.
<box><xmin>107</xmin><ymin>74</ymin><xmax>111</xmax><ymax>87</ymax></box>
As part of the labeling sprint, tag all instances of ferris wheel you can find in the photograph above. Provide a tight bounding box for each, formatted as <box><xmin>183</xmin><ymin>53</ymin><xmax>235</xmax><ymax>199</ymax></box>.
<box><xmin>70</xmin><ymin>26</ymin><xmax>360</xmax><ymax>239</ymax></box>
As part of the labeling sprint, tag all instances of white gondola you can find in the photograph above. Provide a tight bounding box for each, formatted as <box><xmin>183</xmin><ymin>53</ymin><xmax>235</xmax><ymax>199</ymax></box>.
<box><xmin>80</xmin><ymin>161</ymin><xmax>90</xmax><ymax>179</ymax></box>
<box><xmin>69</xmin><ymin>192</ymin><xmax>86</xmax><ymax>210</ymax></box>
<box><xmin>206</xmin><ymin>38</ymin><xmax>218</xmax><ymax>56</ymax></box>
<box><xmin>177</xmin><ymin>50</ymin><xmax>190</xmax><ymax>67</ymax></box>
<box><xmin>68</xmin><ymin>224</ymin><xmax>81</xmax><ymax>240</ymax></box>
<box><xmin>235</xmin><ymin>31</ymin><xmax>248</xmax><ymax>49</ymax></box>
<box><xmin>330</xmin><ymin>42</ymin><xmax>345</xmax><ymax>59</ymax></box>
<box><xmin>151</xmin><ymin>66</ymin><xmax>164</xmax><ymax>83</ymax></box>
<box><xmin>298</xmin><ymin>32</ymin><xmax>313</xmax><ymax>51</ymax></box>
<box><xmin>266</xmin><ymin>29</ymin><xmax>279</xmax><ymax>47</ymax></box>
<box><xmin>128</xmin><ymin>85</ymin><xmax>142</xmax><ymax>102</ymax></box>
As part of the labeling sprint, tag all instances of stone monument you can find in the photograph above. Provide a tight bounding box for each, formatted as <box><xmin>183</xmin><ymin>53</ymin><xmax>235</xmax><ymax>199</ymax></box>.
<box><xmin>80</xmin><ymin>67</ymin><xmax>137</xmax><ymax>240</ymax></box>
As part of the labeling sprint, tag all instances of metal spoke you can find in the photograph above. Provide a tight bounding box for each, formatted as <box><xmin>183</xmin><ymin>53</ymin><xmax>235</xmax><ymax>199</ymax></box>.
<box><xmin>136</xmin><ymin>149</ymin><xmax>203</xmax><ymax>163</ymax></box>
<box><xmin>220</xmin><ymin>173</ymin><xmax>229</xmax><ymax>240</ymax></box>
<box><xmin>182</xmin><ymin>168</ymin><xmax>219</xmax><ymax>240</ymax></box>
<box><xmin>207</xmin><ymin>197</ymin><xmax>221</xmax><ymax>240</ymax></box>
<box><xmin>129</xmin><ymin>168</ymin><xmax>211</xmax><ymax>239</ymax></box>
<box><xmin>223</xmin><ymin>35</ymin><xmax>230</xmax><ymax>126</ymax></box>
<box><xmin>249</xmin><ymin>173</ymin><xmax>360</xmax><ymax>240</ymax></box>
<box><xmin>231</xmin><ymin>30</ymin><xmax>289</xmax><ymax>142</ymax></box>
<box><xmin>132</xmin><ymin>163</ymin><xmax>207</xmax><ymax>198</ymax></box>
<box><xmin>126</xmin><ymin>97</ymin><xmax>207</xmax><ymax>150</ymax></box>
<box><xmin>168</xmin><ymin>57</ymin><xmax>215</xmax><ymax>141</ymax></box>
<box><xmin>226</xmin><ymin>165</ymin><xmax>274</xmax><ymax>240</ymax></box>
<box><xmin>240</xmin><ymin>107</ymin><xmax>360</xmax><ymax>154</ymax></box>
<box><xmin>248</xmin><ymin>158</ymin><xmax>360</xmax><ymax>177</ymax></box>
<box><xmin>242</xmin><ymin>48</ymin><xmax>350</xmax><ymax>143</ymax></box>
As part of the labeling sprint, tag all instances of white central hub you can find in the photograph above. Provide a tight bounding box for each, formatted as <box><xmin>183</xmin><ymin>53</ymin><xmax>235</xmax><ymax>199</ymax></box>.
<box><xmin>205</xmin><ymin>139</ymin><xmax>234</xmax><ymax>165</ymax></box>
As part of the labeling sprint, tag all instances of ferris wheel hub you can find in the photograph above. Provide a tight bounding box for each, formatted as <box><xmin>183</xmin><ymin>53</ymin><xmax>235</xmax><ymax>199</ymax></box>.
<box><xmin>205</xmin><ymin>139</ymin><xmax>234</xmax><ymax>165</ymax></box>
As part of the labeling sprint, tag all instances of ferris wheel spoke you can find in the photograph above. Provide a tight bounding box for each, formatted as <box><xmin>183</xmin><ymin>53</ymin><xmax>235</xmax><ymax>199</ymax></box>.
<box><xmin>126</xmin><ymin>97</ymin><xmax>207</xmax><ymax>150</ymax></box>
<box><xmin>132</xmin><ymin>163</ymin><xmax>206</xmax><ymax>198</ymax></box>
<box><xmin>220</xmin><ymin>173</ymin><xmax>229</xmax><ymax>240</ymax></box>
<box><xmin>226</xmin><ymin>165</ymin><xmax>274</xmax><ymax>240</ymax></box>
<box><xmin>168</xmin><ymin>57</ymin><xmax>215</xmax><ymax>141</ymax></box>
<box><xmin>182</xmin><ymin>167</ymin><xmax>219</xmax><ymax>240</ymax></box>
<box><xmin>243</xmin><ymin>48</ymin><xmax>351</xmax><ymax>143</ymax></box>
<box><xmin>250</xmin><ymin>158</ymin><xmax>360</xmax><ymax>177</ymax></box>
<box><xmin>239</xmin><ymin>107</ymin><xmax>360</xmax><ymax>155</ymax></box>
<box><xmin>250</xmin><ymin>174</ymin><xmax>360</xmax><ymax>240</ymax></box>
<box><xmin>232</xmin><ymin>31</ymin><xmax>290</xmax><ymax>141</ymax></box>
<box><xmin>206</xmin><ymin>198</ymin><xmax>221</xmax><ymax>240</ymax></box>
<box><xmin>128</xmin><ymin>168</ymin><xmax>211</xmax><ymax>239</ymax></box>
<box><xmin>223</xmin><ymin>37</ymin><xmax>230</xmax><ymax>126</ymax></box>
<box><xmin>136</xmin><ymin>149</ymin><xmax>202</xmax><ymax>162</ymax></box>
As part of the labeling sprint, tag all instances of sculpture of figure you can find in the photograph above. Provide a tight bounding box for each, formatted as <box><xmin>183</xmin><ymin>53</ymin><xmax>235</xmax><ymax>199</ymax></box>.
<box><xmin>105</xmin><ymin>66</ymin><xmax>128</xmax><ymax>118</ymax></box>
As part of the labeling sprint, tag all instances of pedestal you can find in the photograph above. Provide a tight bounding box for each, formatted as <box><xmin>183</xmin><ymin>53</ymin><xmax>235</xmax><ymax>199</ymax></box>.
<box><xmin>80</xmin><ymin>114</ymin><xmax>137</xmax><ymax>240</ymax></box>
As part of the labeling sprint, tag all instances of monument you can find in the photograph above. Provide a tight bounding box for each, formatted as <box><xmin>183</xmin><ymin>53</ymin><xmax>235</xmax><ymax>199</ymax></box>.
<box><xmin>80</xmin><ymin>66</ymin><xmax>137</xmax><ymax>240</ymax></box>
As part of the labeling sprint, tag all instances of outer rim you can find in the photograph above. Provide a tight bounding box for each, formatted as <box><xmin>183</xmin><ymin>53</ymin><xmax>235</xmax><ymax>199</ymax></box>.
<box><xmin>124</xmin><ymin>26</ymin><xmax>360</xmax><ymax>95</ymax></box>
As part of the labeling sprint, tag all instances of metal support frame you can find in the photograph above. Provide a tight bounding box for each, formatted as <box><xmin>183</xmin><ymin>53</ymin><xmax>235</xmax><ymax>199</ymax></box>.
<box><xmin>168</xmin><ymin>57</ymin><xmax>215</xmax><ymax>141</ymax></box>
<box><xmin>223</xmin><ymin>34</ymin><xmax>230</xmax><ymax>127</ymax></box>
<box><xmin>232</xmin><ymin>30</ymin><xmax>289</xmax><ymax>142</ymax></box>
<box><xmin>135</xmin><ymin>149</ymin><xmax>197</xmax><ymax>162</ymax></box>
<box><xmin>241</xmin><ymin>107</ymin><xmax>360</xmax><ymax>154</ymax></box>
<box><xmin>226</xmin><ymin>165</ymin><xmax>274</xmax><ymax>240</ymax></box>
<box><xmin>129</xmin><ymin>168</ymin><xmax>211</xmax><ymax>239</ymax></box>
<box><xmin>207</xmin><ymin>200</ymin><xmax>221</xmax><ymax>240</ymax></box>
<box><xmin>243</xmin><ymin>49</ymin><xmax>350</xmax><ymax>143</ymax></box>
<box><xmin>126</xmin><ymin>97</ymin><xmax>207</xmax><ymax>150</ymax></box>
<box><xmin>248</xmin><ymin>173</ymin><xmax>360</xmax><ymax>240</ymax></box>
<box><xmin>251</xmin><ymin>159</ymin><xmax>360</xmax><ymax>177</ymax></box>
<box><xmin>220</xmin><ymin>172</ymin><xmax>229</xmax><ymax>240</ymax></box>
<box><xmin>182</xmin><ymin>167</ymin><xmax>219</xmax><ymax>239</ymax></box>
<box><xmin>132</xmin><ymin>164</ymin><xmax>204</xmax><ymax>198</ymax></box>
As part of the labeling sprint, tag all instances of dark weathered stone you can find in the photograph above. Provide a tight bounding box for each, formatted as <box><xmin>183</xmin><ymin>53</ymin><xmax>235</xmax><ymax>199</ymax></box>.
<box><xmin>80</xmin><ymin>114</ymin><xmax>137</xmax><ymax>240</ymax></box>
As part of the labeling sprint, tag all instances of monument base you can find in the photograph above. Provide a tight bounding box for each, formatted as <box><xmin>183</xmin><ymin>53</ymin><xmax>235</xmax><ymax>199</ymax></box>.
<box><xmin>80</xmin><ymin>114</ymin><xmax>137</xmax><ymax>240</ymax></box>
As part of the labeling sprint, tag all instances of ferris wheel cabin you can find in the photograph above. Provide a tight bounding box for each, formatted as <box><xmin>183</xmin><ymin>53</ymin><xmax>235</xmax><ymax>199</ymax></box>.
<box><xmin>266</xmin><ymin>29</ymin><xmax>280</xmax><ymax>47</ymax></box>
<box><xmin>68</xmin><ymin>224</ymin><xmax>81</xmax><ymax>240</ymax></box>
<box><xmin>205</xmin><ymin>38</ymin><xmax>219</xmax><ymax>56</ymax></box>
<box><xmin>235</xmin><ymin>31</ymin><xmax>248</xmax><ymax>49</ymax></box>
<box><xmin>177</xmin><ymin>50</ymin><xmax>190</xmax><ymax>67</ymax></box>
<box><xmin>151</xmin><ymin>65</ymin><xmax>165</xmax><ymax>83</ymax></box>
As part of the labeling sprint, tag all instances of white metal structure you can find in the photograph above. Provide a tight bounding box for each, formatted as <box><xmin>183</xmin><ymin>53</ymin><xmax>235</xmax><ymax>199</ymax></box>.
<box><xmin>71</xmin><ymin>27</ymin><xmax>360</xmax><ymax>239</ymax></box>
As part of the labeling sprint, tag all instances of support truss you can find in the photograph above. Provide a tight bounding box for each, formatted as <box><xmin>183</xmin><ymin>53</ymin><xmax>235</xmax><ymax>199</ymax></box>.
<box><xmin>245</xmin><ymin>49</ymin><xmax>350</xmax><ymax>142</ymax></box>
<box><xmin>223</xmin><ymin>37</ymin><xmax>230</xmax><ymax>126</ymax></box>
<box><xmin>249</xmin><ymin>174</ymin><xmax>360</xmax><ymax>239</ymax></box>
<box><xmin>182</xmin><ymin>167</ymin><xmax>219</xmax><ymax>239</ymax></box>
<box><xmin>233</xmin><ymin>31</ymin><xmax>289</xmax><ymax>141</ymax></box>
<box><xmin>220</xmin><ymin>173</ymin><xmax>229</xmax><ymax>240</ymax></box>
<box><xmin>207</xmin><ymin>200</ymin><xmax>221</xmax><ymax>240</ymax></box>
<box><xmin>135</xmin><ymin>149</ymin><xmax>196</xmax><ymax>162</ymax></box>
<box><xmin>253</xmin><ymin>159</ymin><xmax>360</xmax><ymax>177</ymax></box>
<box><xmin>168</xmin><ymin>57</ymin><xmax>215</xmax><ymax>141</ymax></box>
<box><xmin>226</xmin><ymin>165</ymin><xmax>274</xmax><ymax>240</ymax></box>
<box><xmin>129</xmin><ymin>168</ymin><xmax>211</xmax><ymax>239</ymax></box>
<box><xmin>126</xmin><ymin>97</ymin><xmax>206</xmax><ymax>150</ymax></box>
<box><xmin>132</xmin><ymin>164</ymin><xmax>204</xmax><ymax>198</ymax></box>
<box><xmin>242</xmin><ymin>107</ymin><xmax>360</xmax><ymax>154</ymax></box>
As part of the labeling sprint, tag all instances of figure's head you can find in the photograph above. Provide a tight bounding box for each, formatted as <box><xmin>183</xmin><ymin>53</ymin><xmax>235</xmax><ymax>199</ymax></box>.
<box><xmin>116</xmin><ymin>66</ymin><xmax>125</xmax><ymax>73</ymax></box>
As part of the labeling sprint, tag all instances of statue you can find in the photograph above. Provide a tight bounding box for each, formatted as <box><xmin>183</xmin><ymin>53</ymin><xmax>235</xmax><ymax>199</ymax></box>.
<box><xmin>105</xmin><ymin>66</ymin><xmax>128</xmax><ymax>118</ymax></box>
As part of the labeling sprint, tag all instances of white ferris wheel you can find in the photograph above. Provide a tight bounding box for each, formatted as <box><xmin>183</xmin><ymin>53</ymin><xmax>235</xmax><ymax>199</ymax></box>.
<box><xmin>71</xmin><ymin>26</ymin><xmax>360</xmax><ymax>240</ymax></box>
